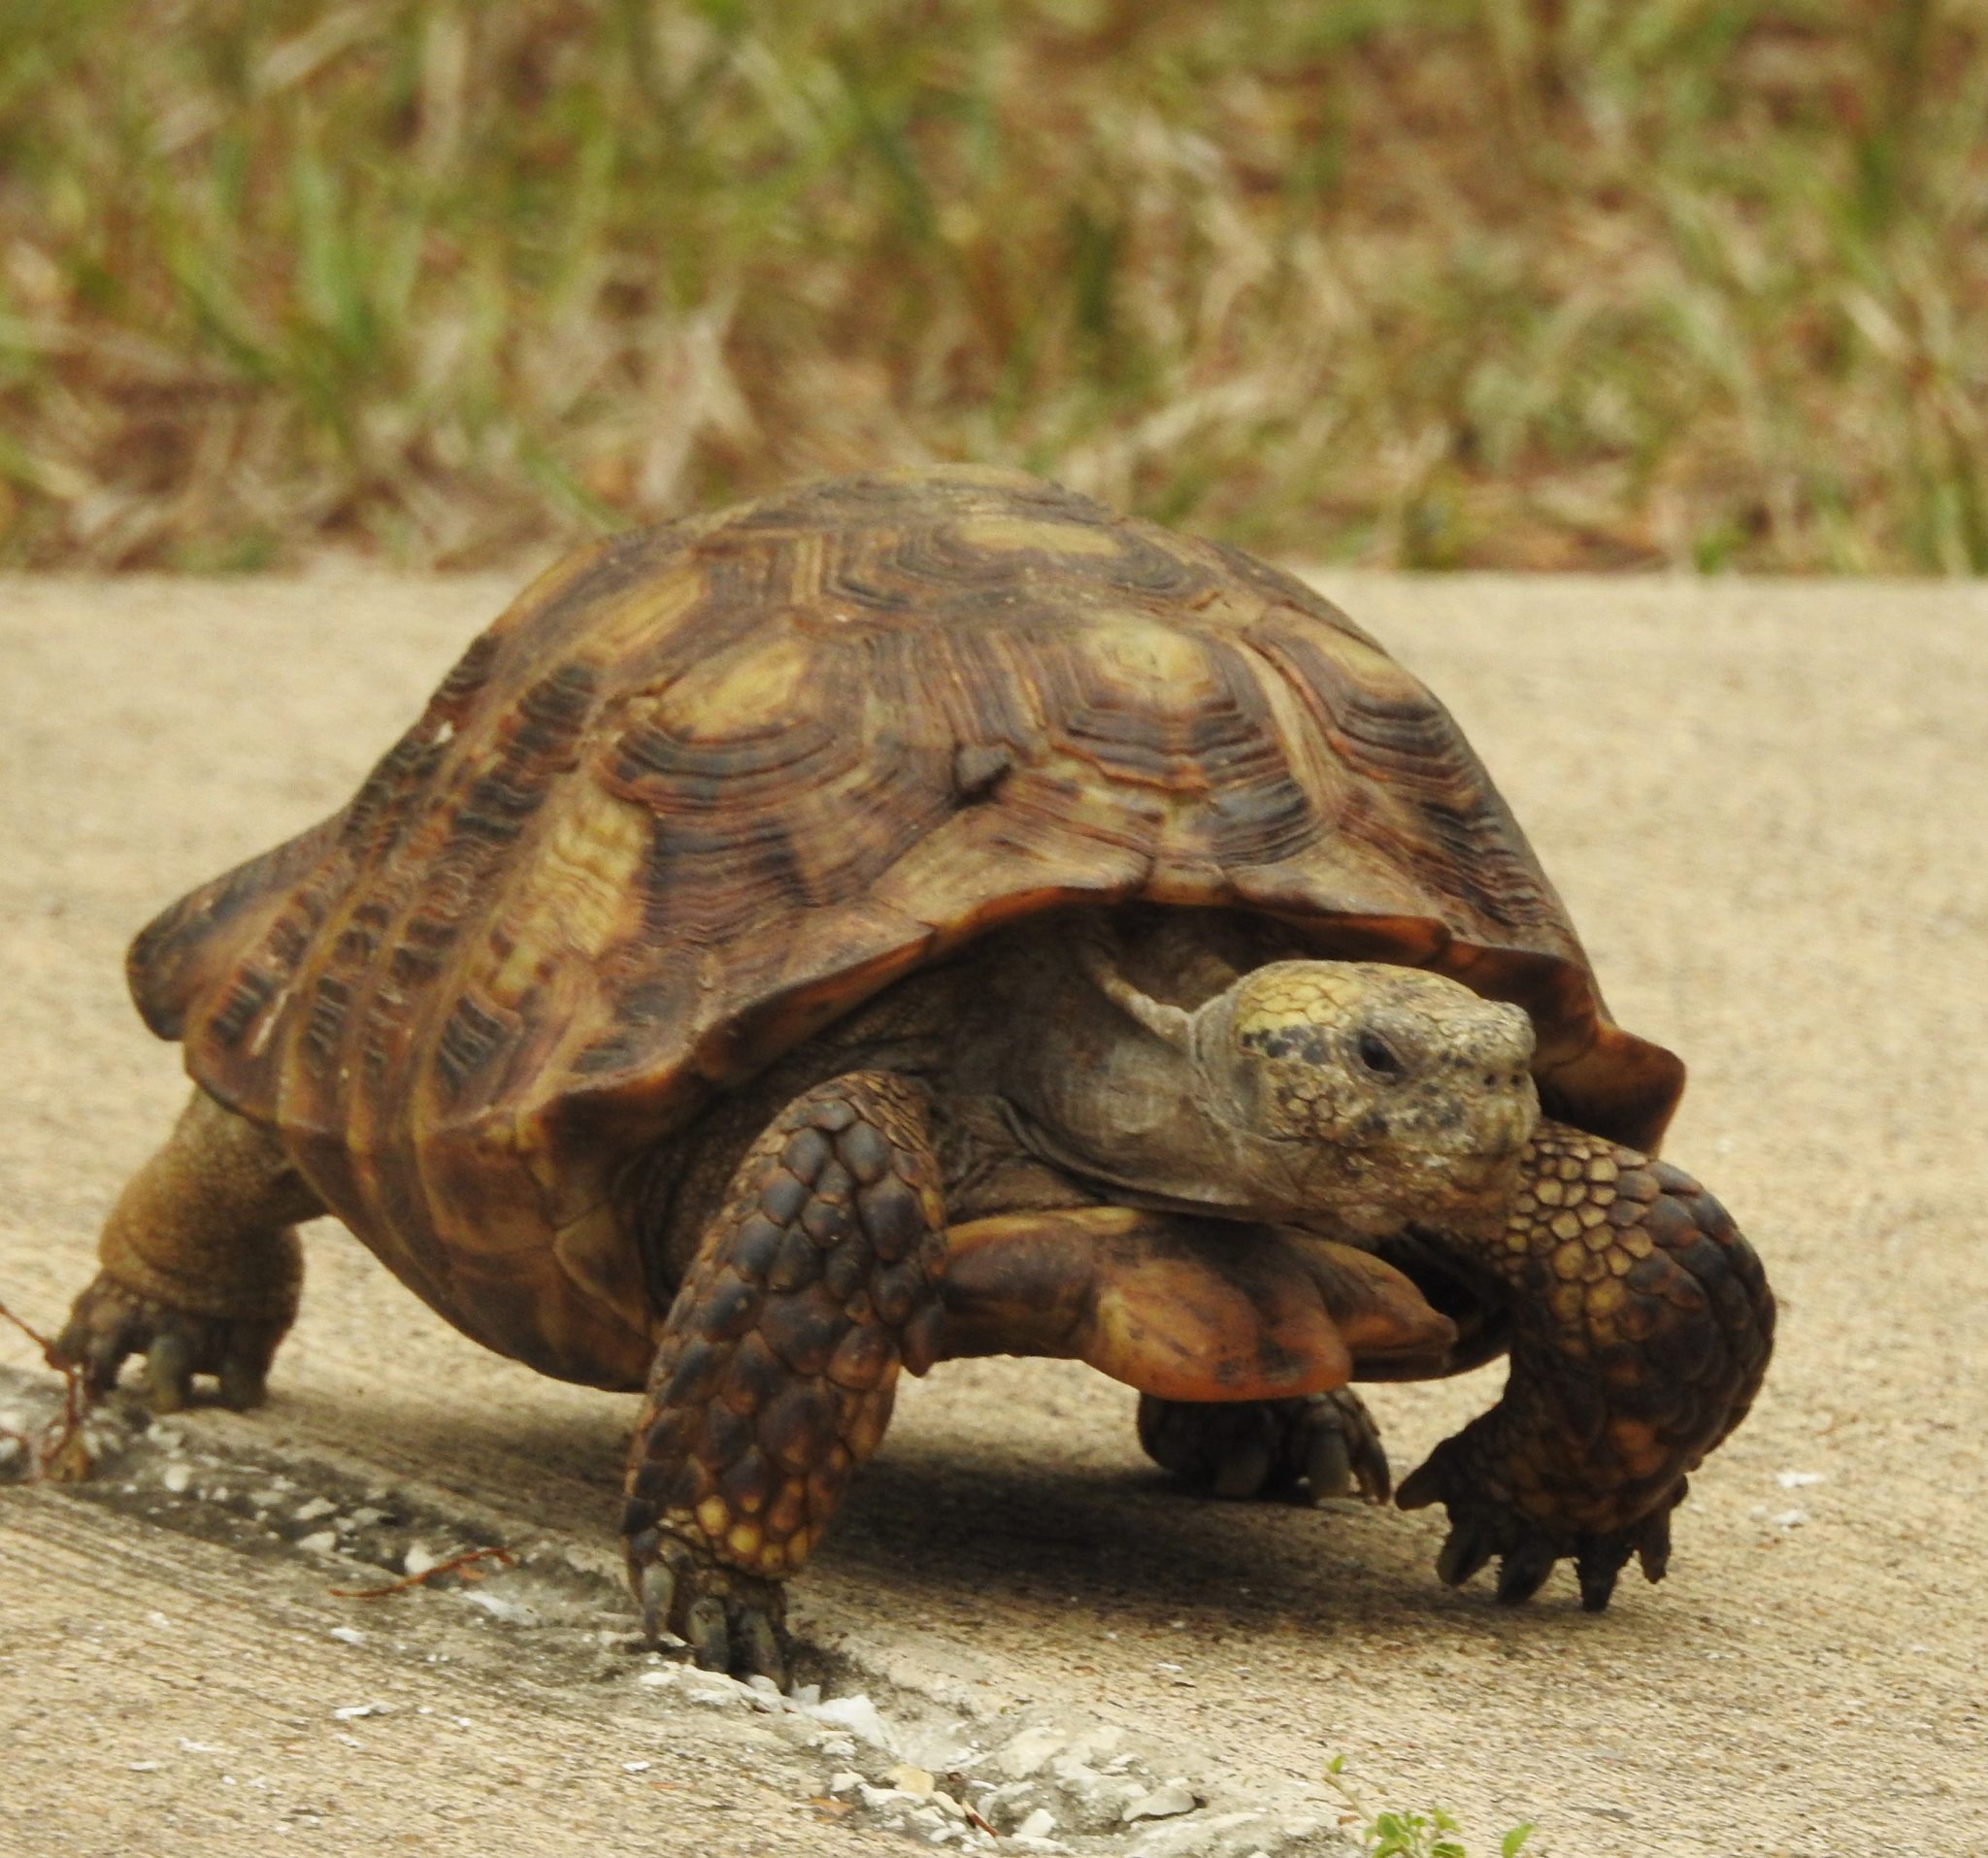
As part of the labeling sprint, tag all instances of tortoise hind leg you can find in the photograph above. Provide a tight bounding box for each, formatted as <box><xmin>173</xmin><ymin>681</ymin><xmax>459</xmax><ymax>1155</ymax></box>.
<box><xmin>1138</xmin><ymin>1390</ymin><xmax>1392</xmax><ymax>1505</ymax></box>
<box><xmin>623</xmin><ymin>1073</ymin><xmax>947</xmax><ymax>1684</ymax></box>
<box><xmin>56</xmin><ymin>1089</ymin><xmax>321</xmax><ymax>1410</ymax></box>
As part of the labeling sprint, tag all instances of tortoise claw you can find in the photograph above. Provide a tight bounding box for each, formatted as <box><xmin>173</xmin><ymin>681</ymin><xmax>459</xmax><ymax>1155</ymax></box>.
<box><xmin>1209</xmin><ymin>1432</ymin><xmax>1276</xmax><ymax>1499</ymax></box>
<box><xmin>734</xmin><ymin>1608</ymin><xmax>788</xmax><ymax>1690</ymax></box>
<box><xmin>681</xmin><ymin>1596</ymin><xmax>730</xmax><ymax>1674</ymax></box>
<box><xmin>1433</xmin><ymin>1516</ymin><xmax>1497</xmax><ymax>1588</ymax></box>
<box><xmin>628</xmin><ymin>1531</ymin><xmax>791</xmax><ymax>1686</ymax></box>
<box><xmin>145</xmin><ymin>1331</ymin><xmax>195</xmax><ymax>1412</ymax></box>
<box><xmin>1301</xmin><ymin>1421</ymin><xmax>1353</xmax><ymax>1503</ymax></box>
<box><xmin>54</xmin><ymin>1273</ymin><xmax>283</xmax><ymax>1412</ymax></box>
<box><xmin>1401</xmin><ymin>1437</ymin><xmax>1687</xmax><ymax>1611</ymax></box>
<box><xmin>1140</xmin><ymin>1388</ymin><xmax>1391</xmax><ymax>1506</ymax></box>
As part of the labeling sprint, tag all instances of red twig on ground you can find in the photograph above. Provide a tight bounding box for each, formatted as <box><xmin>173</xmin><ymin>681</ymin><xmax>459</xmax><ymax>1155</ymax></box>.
<box><xmin>330</xmin><ymin>1544</ymin><xmax>516</xmax><ymax>1599</ymax></box>
<box><xmin>0</xmin><ymin>1295</ymin><xmax>92</xmax><ymax>1481</ymax></box>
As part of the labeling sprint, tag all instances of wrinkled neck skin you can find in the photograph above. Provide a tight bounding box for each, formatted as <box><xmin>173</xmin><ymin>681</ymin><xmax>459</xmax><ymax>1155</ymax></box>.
<box><xmin>974</xmin><ymin>922</ymin><xmax>1534</xmax><ymax>1247</ymax></box>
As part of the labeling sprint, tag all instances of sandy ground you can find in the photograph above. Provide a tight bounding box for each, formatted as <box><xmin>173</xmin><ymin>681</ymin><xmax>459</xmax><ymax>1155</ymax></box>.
<box><xmin>2</xmin><ymin>569</ymin><xmax>1984</xmax><ymax>1858</ymax></box>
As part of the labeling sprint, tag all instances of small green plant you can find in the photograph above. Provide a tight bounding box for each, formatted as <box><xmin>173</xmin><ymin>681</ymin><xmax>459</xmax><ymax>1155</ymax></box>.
<box><xmin>1325</xmin><ymin>1756</ymin><xmax>1535</xmax><ymax>1858</ymax></box>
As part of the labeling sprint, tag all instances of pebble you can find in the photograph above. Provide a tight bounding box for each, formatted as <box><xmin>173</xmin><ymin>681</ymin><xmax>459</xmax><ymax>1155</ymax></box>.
<box><xmin>462</xmin><ymin>1590</ymin><xmax>542</xmax><ymax>1627</ymax></box>
<box><xmin>1121</xmin><ymin>1779</ymin><xmax>1199</xmax><ymax>1822</ymax></box>
<box><xmin>328</xmin><ymin>1627</ymin><xmax>366</xmax><ymax>1646</ymax></box>
<box><xmin>293</xmin><ymin>1497</ymin><xmax>336</xmax><ymax>1522</ymax></box>
<box><xmin>990</xmin><ymin>1726</ymin><xmax>1065</xmax><ymax>1777</ymax></box>
<box><xmin>1015</xmin><ymin>1808</ymin><xmax>1057</xmax><ymax>1839</ymax></box>
<box><xmin>802</xmin><ymin>1692</ymin><xmax>898</xmax><ymax>1752</ymax></box>
<box><xmin>296</xmin><ymin>1530</ymin><xmax>339</xmax><ymax>1556</ymax></box>
<box><xmin>160</xmin><ymin>1464</ymin><xmax>191</xmax><ymax>1494</ymax></box>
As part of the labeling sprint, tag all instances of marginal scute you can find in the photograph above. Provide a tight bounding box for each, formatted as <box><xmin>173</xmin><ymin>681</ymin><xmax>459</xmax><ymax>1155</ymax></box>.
<box><xmin>123</xmin><ymin>466</ymin><xmax>1684</xmax><ymax>1388</ymax></box>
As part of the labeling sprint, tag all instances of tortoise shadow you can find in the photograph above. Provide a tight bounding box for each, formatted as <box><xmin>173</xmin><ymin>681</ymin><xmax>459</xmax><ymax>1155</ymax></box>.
<box><xmin>249</xmin><ymin>1377</ymin><xmax>1673</xmax><ymax>1658</ymax></box>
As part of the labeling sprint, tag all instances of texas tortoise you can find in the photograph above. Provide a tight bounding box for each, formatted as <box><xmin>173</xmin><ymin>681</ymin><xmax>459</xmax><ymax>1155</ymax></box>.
<box><xmin>58</xmin><ymin>465</ymin><xmax>1774</xmax><ymax>1681</ymax></box>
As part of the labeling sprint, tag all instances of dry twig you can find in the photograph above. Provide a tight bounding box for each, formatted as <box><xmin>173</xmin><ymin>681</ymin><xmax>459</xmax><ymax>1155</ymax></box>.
<box><xmin>329</xmin><ymin>1544</ymin><xmax>516</xmax><ymax>1599</ymax></box>
<box><xmin>0</xmin><ymin>1295</ymin><xmax>93</xmax><ymax>1481</ymax></box>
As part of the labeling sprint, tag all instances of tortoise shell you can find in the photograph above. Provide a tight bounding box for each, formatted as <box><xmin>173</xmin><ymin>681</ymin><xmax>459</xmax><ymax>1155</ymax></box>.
<box><xmin>129</xmin><ymin>466</ymin><xmax>1683</xmax><ymax>1387</ymax></box>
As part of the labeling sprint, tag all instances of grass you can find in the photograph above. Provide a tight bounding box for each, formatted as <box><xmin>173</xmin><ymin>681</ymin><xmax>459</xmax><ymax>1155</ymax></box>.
<box><xmin>1327</xmin><ymin>1757</ymin><xmax>1536</xmax><ymax>1858</ymax></box>
<box><xmin>1</xmin><ymin>0</ymin><xmax>1984</xmax><ymax>572</ymax></box>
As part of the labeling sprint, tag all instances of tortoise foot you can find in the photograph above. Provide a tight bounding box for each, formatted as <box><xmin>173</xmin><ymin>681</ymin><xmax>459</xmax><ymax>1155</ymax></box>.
<box><xmin>630</xmin><ymin>1527</ymin><xmax>790</xmax><ymax>1686</ymax></box>
<box><xmin>1397</xmin><ymin>1439</ymin><xmax>1682</xmax><ymax>1610</ymax></box>
<box><xmin>1138</xmin><ymin>1389</ymin><xmax>1391</xmax><ymax>1505</ymax></box>
<box><xmin>54</xmin><ymin>1271</ymin><xmax>284</xmax><ymax>1412</ymax></box>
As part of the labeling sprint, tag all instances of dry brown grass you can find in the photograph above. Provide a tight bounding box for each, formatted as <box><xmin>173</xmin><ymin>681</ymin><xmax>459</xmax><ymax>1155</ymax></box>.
<box><xmin>2</xmin><ymin>0</ymin><xmax>1984</xmax><ymax>571</ymax></box>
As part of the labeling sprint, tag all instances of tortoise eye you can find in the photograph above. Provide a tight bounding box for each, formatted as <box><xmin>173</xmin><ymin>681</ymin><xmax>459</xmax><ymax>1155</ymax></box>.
<box><xmin>1356</xmin><ymin>1030</ymin><xmax>1404</xmax><ymax>1077</ymax></box>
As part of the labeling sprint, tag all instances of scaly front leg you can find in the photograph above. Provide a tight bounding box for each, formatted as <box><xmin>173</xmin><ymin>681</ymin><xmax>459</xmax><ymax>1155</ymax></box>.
<box><xmin>1398</xmin><ymin>1120</ymin><xmax>1774</xmax><ymax>1609</ymax></box>
<box><xmin>622</xmin><ymin>1073</ymin><xmax>948</xmax><ymax>1683</ymax></box>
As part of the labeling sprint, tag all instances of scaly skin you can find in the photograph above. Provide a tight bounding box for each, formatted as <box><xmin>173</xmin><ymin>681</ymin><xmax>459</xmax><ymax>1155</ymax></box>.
<box><xmin>622</xmin><ymin>1072</ymin><xmax>948</xmax><ymax>1683</ymax></box>
<box><xmin>1398</xmin><ymin>1121</ymin><xmax>1775</xmax><ymax>1609</ymax></box>
<box><xmin>55</xmin><ymin>1091</ymin><xmax>318</xmax><ymax>1410</ymax></box>
<box><xmin>1138</xmin><ymin>1388</ymin><xmax>1393</xmax><ymax>1504</ymax></box>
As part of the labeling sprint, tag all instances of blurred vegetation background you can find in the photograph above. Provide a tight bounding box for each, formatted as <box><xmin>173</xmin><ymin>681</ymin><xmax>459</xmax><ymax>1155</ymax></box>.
<box><xmin>2</xmin><ymin>0</ymin><xmax>1984</xmax><ymax>572</ymax></box>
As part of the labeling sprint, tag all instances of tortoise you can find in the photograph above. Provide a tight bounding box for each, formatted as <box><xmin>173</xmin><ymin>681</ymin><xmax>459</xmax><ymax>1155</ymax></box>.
<box><xmin>57</xmin><ymin>465</ymin><xmax>1773</xmax><ymax>1682</ymax></box>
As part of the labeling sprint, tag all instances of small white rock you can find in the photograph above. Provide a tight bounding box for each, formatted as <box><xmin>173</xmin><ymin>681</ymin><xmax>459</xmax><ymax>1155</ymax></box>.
<box><xmin>328</xmin><ymin>1627</ymin><xmax>365</xmax><ymax>1646</ymax></box>
<box><xmin>885</xmin><ymin>1763</ymin><xmax>936</xmax><ymax>1797</ymax></box>
<box><xmin>622</xmin><ymin>1760</ymin><xmax>650</xmax><ymax>1774</ymax></box>
<box><xmin>1015</xmin><ymin>1808</ymin><xmax>1057</xmax><ymax>1839</ymax></box>
<box><xmin>293</xmin><ymin>1497</ymin><xmax>336</xmax><ymax>1522</ymax></box>
<box><xmin>1773</xmin><ymin>1508</ymin><xmax>1810</xmax><ymax>1528</ymax></box>
<box><xmin>127</xmin><ymin>1762</ymin><xmax>160</xmax><ymax>1774</ymax></box>
<box><xmin>331</xmin><ymin>1704</ymin><xmax>389</xmax><ymax>1721</ymax></box>
<box><xmin>296</xmin><ymin>1530</ymin><xmax>339</xmax><ymax>1556</ymax></box>
<box><xmin>1775</xmin><ymin>1470</ymin><xmax>1826</xmax><ymax>1488</ymax></box>
<box><xmin>827</xmin><ymin>1771</ymin><xmax>865</xmax><ymax>1795</ymax></box>
<box><xmin>990</xmin><ymin>1725</ymin><xmax>1065</xmax><ymax>1778</ymax></box>
<box><xmin>803</xmin><ymin>1692</ymin><xmax>897</xmax><ymax>1751</ymax></box>
<box><xmin>679</xmin><ymin>1668</ymin><xmax>750</xmax><ymax>1709</ymax></box>
<box><xmin>402</xmin><ymin>1543</ymin><xmax>439</xmax><ymax>1578</ymax></box>
<box><xmin>160</xmin><ymin>1464</ymin><xmax>192</xmax><ymax>1494</ymax></box>
<box><xmin>1121</xmin><ymin>1779</ymin><xmax>1200</xmax><ymax>1822</ymax></box>
<box><xmin>461</xmin><ymin>1590</ymin><xmax>542</xmax><ymax>1627</ymax></box>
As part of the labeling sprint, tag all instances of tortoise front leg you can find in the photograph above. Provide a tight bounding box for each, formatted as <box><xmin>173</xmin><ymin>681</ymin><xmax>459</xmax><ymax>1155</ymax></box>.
<box><xmin>622</xmin><ymin>1073</ymin><xmax>947</xmax><ymax>1684</ymax></box>
<box><xmin>1398</xmin><ymin>1120</ymin><xmax>1774</xmax><ymax>1609</ymax></box>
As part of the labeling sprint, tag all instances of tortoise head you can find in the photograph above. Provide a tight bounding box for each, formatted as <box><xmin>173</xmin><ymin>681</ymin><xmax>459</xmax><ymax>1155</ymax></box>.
<box><xmin>1190</xmin><ymin>961</ymin><xmax>1541</xmax><ymax>1236</ymax></box>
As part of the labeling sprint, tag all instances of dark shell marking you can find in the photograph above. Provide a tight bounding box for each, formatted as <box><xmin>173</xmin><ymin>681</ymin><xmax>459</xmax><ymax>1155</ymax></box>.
<box><xmin>125</xmin><ymin>465</ymin><xmax>1681</xmax><ymax>1387</ymax></box>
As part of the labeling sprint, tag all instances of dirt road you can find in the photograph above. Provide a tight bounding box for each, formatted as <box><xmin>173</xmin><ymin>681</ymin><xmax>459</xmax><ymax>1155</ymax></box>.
<box><xmin>4</xmin><ymin>570</ymin><xmax>1983</xmax><ymax>1857</ymax></box>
